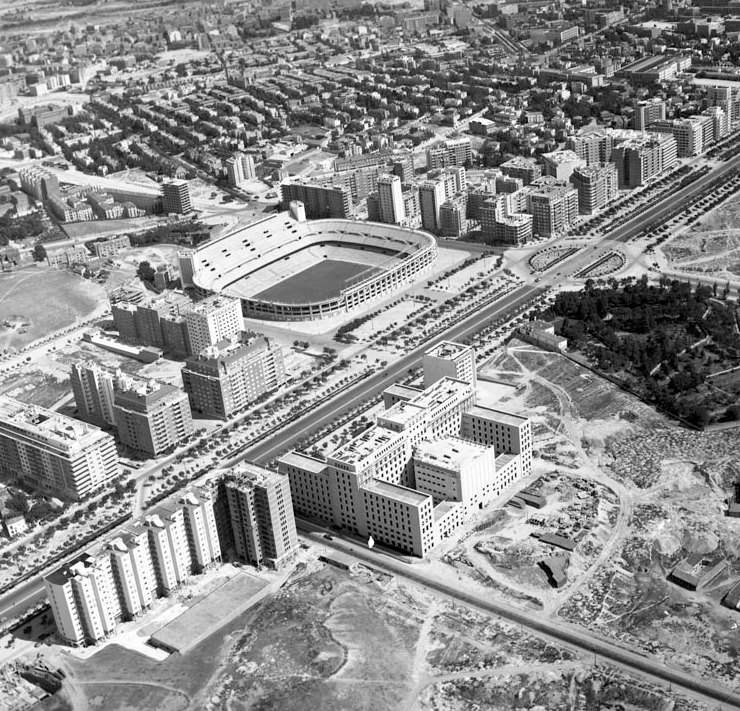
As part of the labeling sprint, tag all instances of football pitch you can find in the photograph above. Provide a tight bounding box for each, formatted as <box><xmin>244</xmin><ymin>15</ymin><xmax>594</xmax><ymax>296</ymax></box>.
<box><xmin>254</xmin><ymin>259</ymin><xmax>377</xmax><ymax>303</ymax></box>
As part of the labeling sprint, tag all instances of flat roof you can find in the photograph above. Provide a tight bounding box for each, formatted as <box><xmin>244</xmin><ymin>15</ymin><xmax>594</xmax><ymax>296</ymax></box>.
<box><xmin>378</xmin><ymin>400</ymin><xmax>426</xmax><ymax>426</ymax></box>
<box><xmin>467</xmin><ymin>404</ymin><xmax>528</xmax><ymax>427</ymax></box>
<box><xmin>433</xmin><ymin>500</ymin><xmax>462</xmax><ymax>521</ymax></box>
<box><xmin>425</xmin><ymin>340</ymin><xmax>471</xmax><ymax>359</ymax></box>
<box><xmin>415</xmin><ymin>437</ymin><xmax>489</xmax><ymax>470</ymax></box>
<box><xmin>279</xmin><ymin>450</ymin><xmax>328</xmax><ymax>473</ymax></box>
<box><xmin>150</xmin><ymin>572</ymin><xmax>269</xmax><ymax>654</ymax></box>
<box><xmin>362</xmin><ymin>479</ymin><xmax>431</xmax><ymax>507</ymax></box>
<box><xmin>410</xmin><ymin>377</ymin><xmax>471</xmax><ymax>410</ymax></box>
<box><xmin>331</xmin><ymin>425</ymin><xmax>404</xmax><ymax>465</ymax></box>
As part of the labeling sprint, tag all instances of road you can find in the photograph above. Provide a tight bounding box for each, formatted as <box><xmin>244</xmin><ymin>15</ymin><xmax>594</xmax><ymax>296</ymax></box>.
<box><xmin>303</xmin><ymin>526</ymin><xmax>740</xmax><ymax>709</ymax></box>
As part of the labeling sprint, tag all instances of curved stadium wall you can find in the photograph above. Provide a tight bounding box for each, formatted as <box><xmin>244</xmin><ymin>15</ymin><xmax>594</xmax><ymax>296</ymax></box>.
<box><xmin>186</xmin><ymin>216</ymin><xmax>438</xmax><ymax>321</ymax></box>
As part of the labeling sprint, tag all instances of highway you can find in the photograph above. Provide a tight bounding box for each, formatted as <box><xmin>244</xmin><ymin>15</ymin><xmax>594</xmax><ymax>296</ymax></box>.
<box><xmin>303</xmin><ymin>525</ymin><xmax>740</xmax><ymax>709</ymax></box>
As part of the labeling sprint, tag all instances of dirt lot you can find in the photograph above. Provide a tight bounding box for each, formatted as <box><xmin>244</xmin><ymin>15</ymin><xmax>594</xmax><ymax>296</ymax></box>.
<box><xmin>432</xmin><ymin>341</ymin><xmax>740</xmax><ymax>689</ymax></box>
<box><xmin>0</xmin><ymin>269</ymin><xmax>106</xmax><ymax>351</ymax></box>
<box><xmin>39</xmin><ymin>561</ymin><xmax>717</xmax><ymax>711</ymax></box>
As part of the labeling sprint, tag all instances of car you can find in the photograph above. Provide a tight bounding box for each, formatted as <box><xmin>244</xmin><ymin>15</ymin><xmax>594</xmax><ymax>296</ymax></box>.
<box><xmin>323</xmin><ymin>533</ymin><xmax>334</xmax><ymax>541</ymax></box>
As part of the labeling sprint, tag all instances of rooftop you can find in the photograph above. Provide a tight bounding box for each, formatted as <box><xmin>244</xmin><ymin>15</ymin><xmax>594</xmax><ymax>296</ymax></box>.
<box><xmin>361</xmin><ymin>479</ymin><xmax>432</xmax><ymax>507</ymax></box>
<box><xmin>409</xmin><ymin>377</ymin><xmax>472</xmax><ymax>410</ymax></box>
<box><xmin>279</xmin><ymin>451</ymin><xmax>328</xmax><ymax>473</ymax></box>
<box><xmin>414</xmin><ymin>436</ymin><xmax>490</xmax><ymax>471</ymax></box>
<box><xmin>378</xmin><ymin>400</ymin><xmax>427</xmax><ymax>426</ymax></box>
<box><xmin>542</xmin><ymin>149</ymin><xmax>582</xmax><ymax>164</ymax></box>
<box><xmin>425</xmin><ymin>340</ymin><xmax>470</xmax><ymax>359</ymax></box>
<box><xmin>331</xmin><ymin>425</ymin><xmax>405</xmax><ymax>465</ymax></box>
<box><xmin>467</xmin><ymin>404</ymin><xmax>528</xmax><ymax>427</ymax></box>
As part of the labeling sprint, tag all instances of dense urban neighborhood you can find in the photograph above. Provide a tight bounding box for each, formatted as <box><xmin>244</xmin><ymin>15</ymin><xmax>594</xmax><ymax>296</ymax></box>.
<box><xmin>0</xmin><ymin>0</ymin><xmax>739</xmax><ymax>708</ymax></box>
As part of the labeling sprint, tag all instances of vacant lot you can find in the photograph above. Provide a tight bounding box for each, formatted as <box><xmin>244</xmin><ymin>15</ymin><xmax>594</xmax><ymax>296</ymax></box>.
<box><xmin>0</xmin><ymin>270</ymin><xmax>106</xmax><ymax>350</ymax></box>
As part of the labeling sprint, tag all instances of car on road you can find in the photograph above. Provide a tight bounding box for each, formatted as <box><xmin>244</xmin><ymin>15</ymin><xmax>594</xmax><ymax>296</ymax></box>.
<box><xmin>323</xmin><ymin>533</ymin><xmax>334</xmax><ymax>541</ymax></box>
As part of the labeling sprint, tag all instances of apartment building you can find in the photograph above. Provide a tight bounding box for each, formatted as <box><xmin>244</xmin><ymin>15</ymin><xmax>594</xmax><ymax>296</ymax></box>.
<box><xmin>610</xmin><ymin>132</ymin><xmax>677</xmax><ymax>188</ymax></box>
<box><xmin>277</xmin><ymin>343</ymin><xmax>532</xmax><ymax>559</ymax></box>
<box><xmin>182</xmin><ymin>335</ymin><xmax>285</xmax><ymax>420</ymax></box>
<box><xmin>461</xmin><ymin>405</ymin><xmax>533</xmax><ymax>477</ymax></box>
<box><xmin>377</xmin><ymin>173</ymin><xmax>405</xmax><ymax>225</ymax></box>
<box><xmin>413</xmin><ymin>436</ymin><xmax>498</xmax><ymax>515</ymax></box>
<box><xmin>162</xmin><ymin>179</ymin><xmax>192</xmax><ymax>214</ymax></box>
<box><xmin>527</xmin><ymin>178</ymin><xmax>579</xmax><ymax>237</ymax></box>
<box><xmin>70</xmin><ymin>361</ymin><xmax>118</xmax><ymax>427</ymax></box>
<box><xmin>423</xmin><ymin>341</ymin><xmax>477</xmax><ymax>389</ymax></box>
<box><xmin>184</xmin><ymin>295</ymin><xmax>243</xmax><ymax>355</ymax></box>
<box><xmin>225</xmin><ymin>152</ymin><xmax>255</xmax><ymax>187</ymax></box>
<box><xmin>566</xmin><ymin>128</ymin><xmax>614</xmax><ymax>165</ymax></box>
<box><xmin>112</xmin><ymin>376</ymin><xmax>194</xmax><ymax>457</ymax></box>
<box><xmin>222</xmin><ymin>463</ymin><xmax>298</xmax><ymax>568</ymax></box>
<box><xmin>426</xmin><ymin>137</ymin><xmax>472</xmax><ymax>170</ymax></box>
<box><xmin>634</xmin><ymin>97</ymin><xmax>666</xmax><ymax>130</ymax></box>
<box><xmin>280</xmin><ymin>181</ymin><xmax>352</xmax><ymax>219</ymax></box>
<box><xmin>541</xmin><ymin>150</ymin><xmax>586</xmax><ymax>182</ymax></box>
<box><xmin>571</xmin><ymin>163</ymin><xmax>618</xmax><ymax>215</ymax></box>
<box><xmin>648</xmin><ymin>118</ymin><xmax>705</xmax><ymax>157</ymax></box>
<box><xmin>45</xmin><ymin>485</ymin><xmax>220</xmax><ymax>645</ymax></box>
<box><xmin>500</xmin><ymin>157</ymin><xmax>542</xmax><ymax>185</ymax></box>
<box><xmin>419</xmin><ymin>179</ymin><xmax>447</xmax><ymax>233</ymax></box>
<box><xmin>0</xmin><ymin>396</ymin><xmax>118</xmax><ymax>500</ymax></box>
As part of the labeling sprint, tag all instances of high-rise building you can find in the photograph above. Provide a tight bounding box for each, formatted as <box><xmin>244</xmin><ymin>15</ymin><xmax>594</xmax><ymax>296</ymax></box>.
<box><xmin>419</xmin><ymin>179</ymin><xmax>447</xmax><ymax>233</ymax></box>
<box><xmin>280</xmin><ymin>182</ymin><xmax>352</xmax><ymax>219</ymax></box>
<box><xmin>19</xmin><ymin>166</ymin><xmax>59</xmax><ymax>201</ymax></box>
<box><xmin>181</xmin><ymin>335</ymin><xmax>285</xmax><ymax>420</ymax></box>
<box><xmin>0</xmin><ymin>396</ymin><xmax>119</xmax><ymax>500</ymax></box>
<box><xmin>423</xmin><ymin>341</ymin><xmax>477</xmax><ymax>389</ymax></box>
<box><xmin>225</xmin><ymin>152</ymin><xmax>255</xmax><ymax>187</ymax></box>
<box><xmin>112</xmin><ymin>377</ymin><xmax>194</xmax><ymax>457</ymax></box>
<box><xmin>162</xmin><ymin>179</ymin><xmax>192</xmax><ymax>214</ymax></box>
<box><xmin>184</xmin><ymin>295</ymin><xmax>243</xmax><ymax>355</ymax></box>
<box><xmin>111</xmin><ymin>292</ymin><xmax>193</xmax><ymax>356</ymax></box>
<box><xmin>571</xmin><ymin>163</ymin><xmax>618</xmax><ymax>215</ymax></box>
<box><xmin>634</xmin><ymin>97</ymin><xmax>667</xmax><ymax>130</ymax></box>
<box><xmin>426</xmin><ymin>138</ymin><xmax>472</xmax><ymax>169</ymax></box>
<box><xmin>222</xmin><ymin>463</ymin><xmax>298</xmax><ymax>568</ymax></box>
<box><xmin>527</xmin><ymin>178</ymin><xmax>579</xmax><ymax>237</ymax></box>
<box><xmin>500</xmin><ymin>157</ymin><xmax>542</xmax><ymax>185</ymax></box>
<box><xmin>376</xmin><ymin>174</ymin><xmax>405</xmax><ymax>225</ymax></box>
<box><xmin>439</xmin><ymin>201</ymin><xmax>466</xmax><ymax>237</ymax></box>
<box><xmin>70</xmin><ymin>361</ymin><xmax>118</xmax><ymax>427</ymax></box>
<box><xmin>610</xmin><ymin>133</ymin><xmax>677</xmax><ymax>188</ymax></box>
<box><xmin>566</xmin><ymin>128</ymin><xmax>614</xmax><ymax>165</ymax></box>
<box><xmin>391</xmin><ymin>155</ymin><xmax>415</xmax><ymax>183</ymax></box>
<box><xmin>648</xmin><ymin>118</ymin><xmax>705</xmax><ymax>157</ymax></box>
<box><xmin>541</xmin><ymin>150</ymin><xmax>586</xmax><ymax>182</ymax></box>
<box><xmin>45</xmin><ymin>485</ymin><xmax>221</xmax><ymax>645</ymax></box>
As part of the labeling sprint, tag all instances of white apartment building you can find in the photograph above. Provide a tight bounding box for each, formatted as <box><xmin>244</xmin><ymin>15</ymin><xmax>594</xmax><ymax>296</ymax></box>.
<box><xmin>423</xmin><ymin>341</ymin><xmax>477</xmax><ymax>389</ymax></box>
<box><xmin>377</xmin><ymin>174</ymin><xmax>405</xmax><ymax>225</ymax></box>
<box><xmin>279</xmin><ymin>343</ymin><xmax>532</xmax><ymax>558</ymax></box>
<box><xmin>184</xmin><ymin>295</ymin><xmax>243</xmax><ymax>354</ymax></box>
<box><xmin>45</xmin><ymin>486</ymin><xmax>220</xmax><ymax>645</ymax></box>
<box><xmin>461</xmin><ymin>405</ymin><xmax>533</xmax><ymax>477</ymax></box>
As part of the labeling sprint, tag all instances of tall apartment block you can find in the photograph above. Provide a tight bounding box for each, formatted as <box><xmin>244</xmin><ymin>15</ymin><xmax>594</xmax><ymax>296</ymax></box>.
<box><xmin>222</xmin><ymin>463</ymin><xmax>298</xmax><ymax>569</ymax></box>
<box><xmin>45</xmin><ymin>486</ymin><xmax>220</xmax><ymax>645</ymax></box>
<box><xmin>610</xmin><ymin>133</ymin><xmax>677</xmax><ymax>188</ymax></box>
<box><xmin>500</xmin><ymin>157</ymin><xmax>542</xmax><ymax>185</ymax></box>
<box><xmin>181</xmin><ymin>335</ymin><xmax>285</xmax><ymax>420</ymax></box>
<box><xmin>71</xmin><ymin>361</ymin><xmax>118</xmax><ymax>427</ymax></box>
<box><xmin>377</xmin><ymin>174</ymin><xmax>405</xmax><ymax>225</ymax></box>
<box><xmin>280</xmin><ymin>181</ymin><xmax>352</xmax><ymax>219</ymax></box>
<box><xmin>461</xmin><ymin>405</ymin><xmax>533</xmax><ymax>478</ymax></box>
<box><xmin>541</xmin><ymin>150</ymin><xmax>586</xmax><ymax>182</ymax></box>
<box><xmin>184</xmin><ymin>295</ymin><xmax>243</xmax><ymax>355</ymax></box>
<box><xmin>419</xmin><ymin>179</ymin><xmax>447</xmax><ymax>233</ymax></box>
<box><xmin>162</xmin><ymin>179</ymin><xmax>192</xmax><ymax>215</ymax></box>
<box><xmin>566</xmin><ymin>128</ymin><xmax>614</xmax><ymax>165</ymax></box>
<box><xmin>570</xmin><ymin>163</ymin><xmax>618</xmax><ymax>215</ymax></box>
<box><xmin>225</xmin><ymin>152</ymin><xmax>255</xmax><ymax>187</ymax></box>
<box><xmin>391</xmin><ymin>155</ymin><xmax>415</xmax><ymax>183</ymax></box>
<box><xmin>426</xmin><ymin>138</ymin><xmax>472</xmax><ymax>170</ymax></box>
<box><xmin>112</xmin><ymin>376</ymin><xmax>194</xmax><ymax>457</ymax></box>
<box><xmin>423</xmin><ymin>341</ymin><xmax>477</xmax><ymax>389</ymax></box>
<box><xmin>0</xmin><ymin>396</ymin><xmax>118</xmax><ymax>500</ymax></box>
<box><xmin>634</xmin><ymin>97</ymin><xmax>666</xmax><ymax>130</ymax></box>
<box><xmin>19</xmin><ymin>166</ymin><xmax>60</xmax><ymax>201</ymax></box>
<box><xmin>279</xmin><ymin>368</ymin><xmax>501</xmax><ymax>558</ymax></box>
<box><xmin>111</xmin><ymin>291</ymin><xmax>192</xmax><ymax>356</ymax></box>
<box><xmin>527</xmin><ymin>178</ymin><xmax>579</xmax><ymax>237</ymax></box>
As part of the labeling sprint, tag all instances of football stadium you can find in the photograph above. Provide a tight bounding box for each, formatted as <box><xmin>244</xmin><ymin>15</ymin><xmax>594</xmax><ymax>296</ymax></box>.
<box><xmin>180</xmin><ymin>215</ymin><xmax>438</xmax><ymax>321</ymax></box>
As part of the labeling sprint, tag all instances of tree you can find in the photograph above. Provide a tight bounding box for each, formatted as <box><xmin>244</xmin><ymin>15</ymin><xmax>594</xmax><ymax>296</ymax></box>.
<box><xmin>32</xmin><ymin>243</ymin><xmax>47</xmax><ymax>262</ymax></box>
<box><xmin>136</xmin><ymin>260</ymin><xmax>156</xmax><ymax>282</ymax></box>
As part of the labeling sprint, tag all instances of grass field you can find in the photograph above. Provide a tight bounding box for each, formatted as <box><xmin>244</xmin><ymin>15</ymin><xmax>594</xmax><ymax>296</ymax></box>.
<box><xmin>254</xmin><ymin>259</ymin><xmax>378</xmax><ymax>304</ymax></box>
<box><xmin>0</xmin><ymin>270</ymin><xmax>106</xmax><ymax>351</ymax></box>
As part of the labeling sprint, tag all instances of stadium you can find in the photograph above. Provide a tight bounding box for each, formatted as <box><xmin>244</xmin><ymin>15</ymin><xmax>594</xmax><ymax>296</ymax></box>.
<box><xmin>180</xmin><ymin>214</ymin><xmax>438</xmax><ymax>321</ymax></box>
